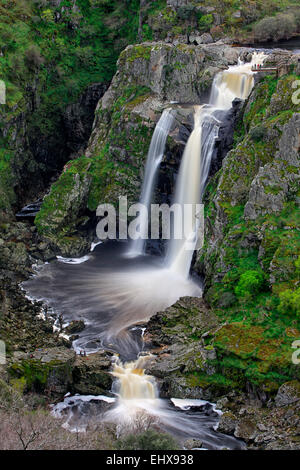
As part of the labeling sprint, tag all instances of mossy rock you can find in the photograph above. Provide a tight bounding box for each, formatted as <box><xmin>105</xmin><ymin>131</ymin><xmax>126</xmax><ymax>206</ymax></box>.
<box><xmin>8</xmin><ymin>348</ymin><xmax>76</xmax><ymax>396</ymax></box>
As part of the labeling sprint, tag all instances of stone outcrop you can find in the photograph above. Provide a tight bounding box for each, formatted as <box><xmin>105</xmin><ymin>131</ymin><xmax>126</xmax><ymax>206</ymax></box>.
<box><xmin>8</xmin><ymin>347</ymin><xmax>76</xmax><ymax>396</ymax></box>
<box><xmin>7</xmin><ymin>348</ymin><xmax>113</xmax><ymax>398</ymax></box>
<box><xmin>244</xmin><ymin>113</ymin><xmax>300</xmax><ymax>220</ymax></box>
<box><xmin>144</xmin><ymin>296</ymin><xmax>220</xmax><ymax>399</ymax></box>
<box><xmin>72</xmin><ymin>351</ymin><xmax>113</xmax><ymax>396</ymax></box>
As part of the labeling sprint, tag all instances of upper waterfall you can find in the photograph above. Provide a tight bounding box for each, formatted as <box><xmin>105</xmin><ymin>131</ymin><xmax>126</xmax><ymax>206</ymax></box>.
<box><xmin>166</xmin><ymin>106</ymin><xmax>219</xmax><ymax>278</ymax></box>
<box><xmin>128</xmin><ymin>108</ymin><xmax>175</xmax><ymax>256</ymax></box>
<box><xmin>210</xmin><ymin>52</ymin><xmax>266</xmax><ymax>109</ymax></box>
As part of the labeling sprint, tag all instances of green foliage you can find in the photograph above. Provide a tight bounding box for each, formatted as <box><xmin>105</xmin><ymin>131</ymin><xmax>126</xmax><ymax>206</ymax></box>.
<box><xmin>249</xmin><ymin>125</ymin><xmax>266</xmax><ymax>142</ymax></box>
<box><xmin>235</xmin><ymin>270</ymin><xmax>265</xmax><ymax>299</ymax></box>
<box><xmin>254</xmin><ymin>12</ymin><xmax>298</xmax><ymax>42</ymax></box>
<box><xmin>116</xmin><ymin>429</ymin><xmax>180</xmax><ymax>450</ymax></box>
<box><xmin>198</xmin><ymin>14</ymin><xmax>214</xmax><ymax>32</ymax></box>
<box><xmin>278</xmin><ymin>287</ymin><xmax>300</xmax><ymax>318</ymax></box>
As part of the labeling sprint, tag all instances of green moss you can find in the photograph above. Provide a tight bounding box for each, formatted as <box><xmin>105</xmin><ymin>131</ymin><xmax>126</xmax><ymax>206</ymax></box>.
<box><xmin>120</xmin><ymin>44</ymin><xmax>152</xmax><ymax>63</ymax></box>
<box><xmin>8</xmin><ymin>358</ymin><xmax>72</xmax><ymax>393</ymax></box>
<box><xmin>0</xmin><ymin>147</ymin><xmax>16</xmax><ymax>210</ymax></box>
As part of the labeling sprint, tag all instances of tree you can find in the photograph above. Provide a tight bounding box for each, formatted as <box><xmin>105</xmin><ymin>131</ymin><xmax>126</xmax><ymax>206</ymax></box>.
<box><xmin>116</xmin><ymin>428</ymin><xmax>180</xmax><ymax>450</ymax></box>
<box><xmin>235</xmin><ymin>270</ymin><xmax>264</xmax><ymax>299</ymax></box>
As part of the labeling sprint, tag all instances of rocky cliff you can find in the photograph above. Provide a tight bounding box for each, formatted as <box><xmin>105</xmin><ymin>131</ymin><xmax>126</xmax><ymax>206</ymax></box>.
<box><xmin>35</xmin><ymin>41</ymin><xmax>247</xmax><ymax>252</ymax></box>
<box><xmin>0</xmin><ymin>1</ymin><xmax>300</xmax><ymax>451</ymax></box>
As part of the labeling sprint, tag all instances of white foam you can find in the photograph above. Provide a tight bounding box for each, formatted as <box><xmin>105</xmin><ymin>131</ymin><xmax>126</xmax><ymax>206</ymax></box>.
<box><xmin>56</xmin><ymin>255</ymin><xmax>90</xmax><ymax>264</ymax></box>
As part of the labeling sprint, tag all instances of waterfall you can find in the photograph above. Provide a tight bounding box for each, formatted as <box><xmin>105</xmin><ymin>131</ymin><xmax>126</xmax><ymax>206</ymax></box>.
<box><xmin>111</xmin><ymin>356</ymin><xmax>157</xmax><ymax>400</ymax></box>
<box><xmin>128</xmin><ymin>108</ymin><xmax>175</xmax><ymax>256</ymax></box>
<box><xmin>210</xmin><ymin>52</ymin><xmax>266</xmax><ymax>109</ymax></box>
<box><xmin>166</xmin><ymin>106</ymin><xmax>219</xmax><ymax>279</ymax></box>
<box><xmin>165</xmin><ymin>52</ymin><xmax>266</xmax><ymax>279</ymax></box>
<box><xmin>30</xmin><ymin>51</ymin><xmax>267</xmax><ymax>449</ymax></box>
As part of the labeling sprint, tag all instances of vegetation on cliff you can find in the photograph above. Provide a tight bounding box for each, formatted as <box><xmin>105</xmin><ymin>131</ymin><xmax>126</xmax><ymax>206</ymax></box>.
<box><xmin>195</xmin><ymin>73</ymin><xmax>300</xmax><ymax>394</ymax></box>
<box><xmin>0</xmin><ymin>0</ymin><xmax>141</xmax><ymax>216</ymax></box>
<box><xmin>139</xmin><ymin>0</ymin><xmax>300</xmax><ymax>44</ymax></box>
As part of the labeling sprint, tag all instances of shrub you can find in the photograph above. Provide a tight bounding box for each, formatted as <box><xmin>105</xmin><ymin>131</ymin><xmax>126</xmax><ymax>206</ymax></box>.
<box><xmin>249</xmin><ymin>125</ymin><xmax>266</xmax><ymax>142</ymax></box>
<box><xmin>235</xmin><ymin>270</ymin><xmax>265</xmax><ymax>299</ymax></box>
<box><xmin>254</xmin><ymin>13</ymin><xmax>297</xmax><ymax>42</ymax></box>
<box><xmin>116</xmin><ymin>429</ymin><xmax>180</xmax><ymax>450</ymax></box>
<box><xmin>24</xmin><ymin>44</ymin><xmax>44</xmax><ymax>70</ymax></box>
<box><xmin>198</xmin><ymin>14</ymin><xmax>213</xmax><ymax>32</ymax></box>
<box><xmin>278</xmin><ymin>287</ymin><xmax>300</xmax><ymax>318</ymax></box>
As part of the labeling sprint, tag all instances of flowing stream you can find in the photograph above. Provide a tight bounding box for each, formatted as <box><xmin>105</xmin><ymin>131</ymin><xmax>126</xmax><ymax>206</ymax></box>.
<box><xmin>24</xmin><ymin>52</ymin><xmax>266</xmax><ymax>450</ymax></box>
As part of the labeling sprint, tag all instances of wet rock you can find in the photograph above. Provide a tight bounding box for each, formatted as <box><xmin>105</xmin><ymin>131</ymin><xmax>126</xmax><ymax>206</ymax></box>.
<box><xmin>65</xmin><ymin>320</ymin><xmax>85</xmax><ymax>334</ymax></box>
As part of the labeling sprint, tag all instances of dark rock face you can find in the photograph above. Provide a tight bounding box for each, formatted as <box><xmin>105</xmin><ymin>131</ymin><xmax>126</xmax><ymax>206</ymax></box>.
<box><xmin>63</xmin><ymin>83</ymin><xmax>108</xmax><ymax>156</ymax></box>
<box><xmin>71</xmin><ymin>351</ymin><xmax>113</xmax><ymax>396</ymax></box>
<box><xmin>209</xmin><ymin>98</ymin><xmax>244</xmax><ymax>177</ymax></box>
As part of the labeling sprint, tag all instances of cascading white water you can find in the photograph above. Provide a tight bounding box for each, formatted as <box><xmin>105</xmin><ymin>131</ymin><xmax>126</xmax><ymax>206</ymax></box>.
<box><xmin>111</xmin><ymin>355</ymin><xmax>157</xmax><ymax>400</ymax></box>
<box><xmin>128</xmin><ymin>108</ymin><xmax>175</xmax><ymax>256</ymax></box>
<box><xmin>165</xmin><ymin>51</ymin><xmax>267</xmax><ymax>279</ymax></box>
<box><xmin>53</xmin><ymin>354</ymin><xmax>245</xmax><ymax>449</ymax></box>
<box><xmin>166</xmin><ymin>106</ymin><xmax>219</xmax><ymax>279</ymax></box>
<box><xmin>210</xmin><ymin>52</ymin><xmax>266</xmax><ymax>109</ymax></box>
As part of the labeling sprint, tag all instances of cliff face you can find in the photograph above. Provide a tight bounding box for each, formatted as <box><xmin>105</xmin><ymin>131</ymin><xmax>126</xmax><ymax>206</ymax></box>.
<box><xmin>0</xmin><ymin>0</ymin><xmax>140</xmax><ymax>222</ymax></box>
<box><xmin>35</xmin><ymin>42</ymin><xmax>244</xmax><ymax>252</ymax></box>
<box><xmin>184</xmin><ymin>73</ymin><xmax>299</xmax><ymax>399</ymax></box>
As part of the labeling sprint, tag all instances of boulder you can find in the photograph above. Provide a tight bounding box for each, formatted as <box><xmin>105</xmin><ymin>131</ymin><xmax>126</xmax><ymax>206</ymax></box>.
<box><xmin>8</xmin><ymin>347</ymin><xmax>76</xmax><ymax>396</ymax></box>
<box><xmin>275</xmin><ymin>381</ymin><xmax>300</xmax><ymax>407</ymax></box>
<box><xmin>65</xmin><ymin>320</ymin><xmax>85</xmax><ymax>334</ymax></box>
<box><xmin>72</xmin><ymin>350</ymin><xmax>113</xmax><ymax>395</ymax></box>
<box><xmin>217</xmin><ymin>411</ymin><xmax>238</xmax><ymax>435</ymax></box>
<box><xmin>184</xmin><ymin>438</ymin><xmax>203</xmax><ymax>449</ymax></box>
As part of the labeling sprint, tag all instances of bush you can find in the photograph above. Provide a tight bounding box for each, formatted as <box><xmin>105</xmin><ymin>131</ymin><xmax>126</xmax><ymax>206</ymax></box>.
<box><xmin>235</xmin><ymin>270</ymin><xmax>265</xmax><ymax>299</ymax></box>
<box><xmin>116</xmin><ymin>429</ymin><xmax>180</xmax><ymax>450</ymax></box>
<box><xmin>278</xmin><ymin>287</ymin><xmax>300</xmax><ymax>318</ymax></box>
<box><xmin>24</xmin><ymin>44</ymin><xmax>44</xmax><ymax>70</ymax></box>
<box><xmin>249</xmin><ymin>125</ymin><xmax>266</xmax><ymax>142</ymax></box>
<box><xmin>198</xmin><ymin>14</ymin><xmax>213</xmax><ymax>32</ymax></box>
<box><xmin>254</xmin><ymin>13</ymin><xmax>297</xmax><ymax>42</ymax></box>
